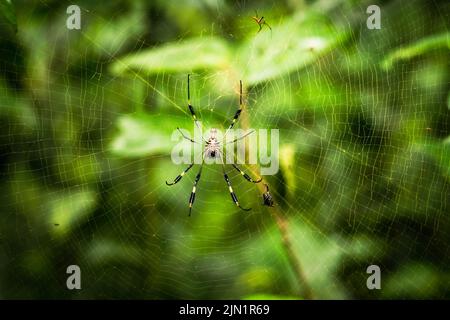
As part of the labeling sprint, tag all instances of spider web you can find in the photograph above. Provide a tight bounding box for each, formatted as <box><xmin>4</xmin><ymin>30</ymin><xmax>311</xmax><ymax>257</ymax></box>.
<box><xmin>0</xmin><ymin>0</ymin><xmax>449</xmax><ymax>299</ymax></box>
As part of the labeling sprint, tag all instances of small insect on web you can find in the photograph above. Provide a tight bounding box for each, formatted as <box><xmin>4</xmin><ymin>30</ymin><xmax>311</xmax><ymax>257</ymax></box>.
<box><xmin>252</xmin><ymin>10</ymin><xmax>272</xmax><ymax>34</ymax></box>
<box><xmin>166</xmin><ymin>74</ymin><xmax>262</xmax><ymax>216</ymax></box>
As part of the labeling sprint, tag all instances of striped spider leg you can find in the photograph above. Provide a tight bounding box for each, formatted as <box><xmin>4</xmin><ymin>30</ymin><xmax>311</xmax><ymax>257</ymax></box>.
<box><xmin>218</xmin><ymin>151</ymin><xmax>251</xmax><ymax>211</ymax></box>
<box><xmin>223</xmin><ymin>80</ymin><xmax>262</xmax><ymax>184</ymax></box>
<box><xmin>166</xmin><ymin>151</ymin><xmax>206</xmax><ymax>217</ymax></box>
<box><xmin>187</xmin><ymin>74</ymin><xmax>208</xmax><ymax>143</ymax></box>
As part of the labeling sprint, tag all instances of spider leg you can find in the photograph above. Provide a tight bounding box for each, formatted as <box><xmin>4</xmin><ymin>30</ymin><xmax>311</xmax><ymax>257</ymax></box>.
<box><xmin>224</xmin><ymin>80</ymin><xmax>245</xmax><ymax>138</ymax></box>
<box><xmin>231</xmin><ymin>163</ymin><xmax>262</xmax><ymax>183</ymax></box>
<box><xmin>188</xmin><ymin>163</ymin><xmax>203</xmax><ymax>216</ymax></box>
<box><xmin>224</xmin><ymin>129</ymin><xmax>255</xmax><ymax>145</ymax></box>
<box><xmin>223</xmin><ymin>172</ymin><xmax>251</xmax><ymax>211</ymax></box>
<box><xmin>177</xmin><ymin>127</ymin><xmax>199</xmax><ymax>144</ymax></box>
<box><xmin>166</xmin><ymin>163</ymin><xmax>194</xmax><ymax>186</ymax></box>
<box><xmin>219</xmin><ymin>153</ymin><xmax>251</xmax><ymax>211</ymax></box>
<box><xmin>217</xmin><ymin>146</ymin><xmax>261</xmax><ymax>184</ymax></box>
<box><xmin>187</xmin><ymin>74</ymin><xmax>207</xmax><ymax>142</ymax></box>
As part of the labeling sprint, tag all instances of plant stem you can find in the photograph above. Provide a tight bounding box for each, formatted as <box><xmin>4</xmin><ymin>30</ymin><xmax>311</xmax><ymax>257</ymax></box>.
<box><xmin>239</xmin><ymin>86</ymin><xmax>314</xmax><ymax>300</ymax></box>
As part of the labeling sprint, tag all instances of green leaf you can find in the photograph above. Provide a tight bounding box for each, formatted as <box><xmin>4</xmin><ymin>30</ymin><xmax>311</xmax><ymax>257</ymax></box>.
<box><xmin>279</xmin><ymin>144</ymin><xmax>297</xmax><ymax>198</ymax></box>
<box><xmin>50</xmin><ymin>189</ymin><xmax>97</xmax><ymax>236</ymax></box>
<box><xmin>0</xmin><ymin>79</ymin><xmax>37</xmax><ymax>129</ymax></box>
<box><xmin>0</xmin><ymin>0</ymin><xmax>17</xmax><ymax>32</ymax></box>
<box><xmin>78</xmin><ymin>3</ymin><xmax>147</xmax><ymax>58</ymax></box>
<box><xmin>241</xmin><ymin>218</ymin><xmax>345</xmax><ymax>299</ymax></box>
<box><xmin>238</xmin><ymin>12</ymin><xmax>349</xmax><ymax>85</ymax></box>
<box><xmin>382</xmin><ymin>263</ymin><xmax>440</xmax><ymax>298</ymax></box>
<box><xmin>287</xmin><ymin>218</ymin><xmax>346</xmax><ymax>299</ymax></box>
<box><xmin>381</xmin><ymin>33</ymin><xmax>450</xmax><ymax>70</ymax></box>
<box><xmin>109</xmin><ymin>113</ymin><xmax>193</xmax><ymax>157</ymax></box>
<box><xmin>87</xmin><ymin>239</ymin><xmax>142</xmax><ymax>265</ymax></box>
<box><xmin>110</xmin><ymin>37</ymin><xmax>231</xmax><ymax>76</ymax></box>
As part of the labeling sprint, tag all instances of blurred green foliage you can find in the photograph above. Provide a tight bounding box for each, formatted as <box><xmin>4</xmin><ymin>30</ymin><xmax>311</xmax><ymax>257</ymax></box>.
<box><xmin>0</xmin><ymin>0</ymin><xmax>449</xmax><ymax>299</ymax></box>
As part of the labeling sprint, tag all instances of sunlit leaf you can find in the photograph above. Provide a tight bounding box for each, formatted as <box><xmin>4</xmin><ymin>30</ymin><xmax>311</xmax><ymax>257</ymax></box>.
<box><xmin>279</xmin><ymin>144</ymin><xmax>297</xmax><ymax>198</ymax></box>
<box><xmin>238</xmin><ymin>12</ymin><xmax>349</xmax><ymax>85</ymax></box>
<box><xmin>381</xmin><ymin>33</ymin><xmax>450</xmax><ymax>70</ymax></box>
<box><xmin>50</xmin><ymin>189</ymin><xmax>97</xmax><ymax>236</ymax></box>
<box><xmin>110</xmin><ymin>113</ymin><xmax>193</xmax><ymax>157</ymax></box>
<box><xmin>110</xmin><ymin>37</ymin><xmax>231</xmax><ymax>76</ymax></box>
<box><xmin>238</xmin><ymin>267</ymin><xmax>275</xmax><ymax>291</ymax></box>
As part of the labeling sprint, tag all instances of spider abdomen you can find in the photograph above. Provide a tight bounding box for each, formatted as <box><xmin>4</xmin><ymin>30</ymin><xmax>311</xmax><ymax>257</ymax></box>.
<box><xmin>206</xmin><ymin>131</ymin><xmax>220</xmax><ymax>159</ymax></box>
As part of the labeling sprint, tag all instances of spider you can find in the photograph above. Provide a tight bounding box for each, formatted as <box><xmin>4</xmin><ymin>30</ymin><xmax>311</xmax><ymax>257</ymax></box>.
<box><xmin>262</xmin><ymin>183</ymin><xmax>274</xmax><ymax>207</ymax></box>
<box><xmin>252</xmin><ymin>10</ymin><xmax>272</xmax><ymax>34</ymax></box>
<box><xmin>166</xmin><ymin>74</ymin><xmax>262</xmax><ymax>216</ymax></box>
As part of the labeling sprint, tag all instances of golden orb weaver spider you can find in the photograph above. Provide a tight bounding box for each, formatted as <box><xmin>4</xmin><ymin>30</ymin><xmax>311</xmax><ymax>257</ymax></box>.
<box><xmin>165</xmin><ymin>75</ymin><xmax>262</xmax><ymax>216</ymax></box>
